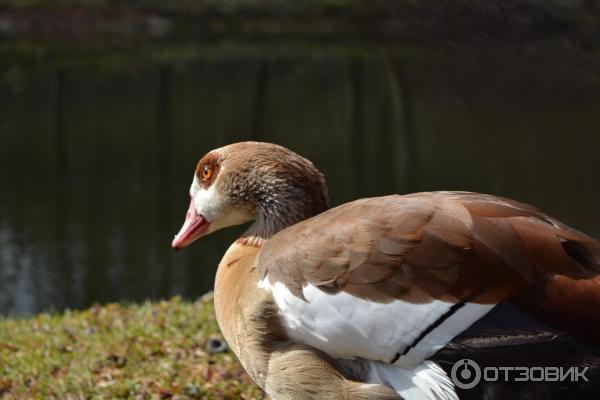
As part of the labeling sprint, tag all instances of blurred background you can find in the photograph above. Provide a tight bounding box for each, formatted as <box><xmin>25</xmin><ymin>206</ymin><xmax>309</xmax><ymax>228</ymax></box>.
<box><xmin>1</xmin><ymin>0</ymin><xmax>599</xmax><ymax>315</ymax></box>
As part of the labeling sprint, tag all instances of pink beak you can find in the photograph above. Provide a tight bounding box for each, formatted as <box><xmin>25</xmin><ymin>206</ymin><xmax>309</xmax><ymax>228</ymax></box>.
<box><xmin>172</xmin><ymin>198</ymin><xmax>209</xmax><ymax>250</ymax></box>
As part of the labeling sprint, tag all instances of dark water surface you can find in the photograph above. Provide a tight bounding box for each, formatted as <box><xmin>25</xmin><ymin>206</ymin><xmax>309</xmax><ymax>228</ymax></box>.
<box><xmin>1</xmin><ymin>39</ymin><xmax>599</xmax><ymax>315</ymax></box>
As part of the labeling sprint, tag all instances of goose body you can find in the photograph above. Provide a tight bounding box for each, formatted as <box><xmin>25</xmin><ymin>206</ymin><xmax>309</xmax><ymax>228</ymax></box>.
<box><xmin>172</xmin><ymin>142</ymin><xmax>600</xmax><ymax>399</ymax></box>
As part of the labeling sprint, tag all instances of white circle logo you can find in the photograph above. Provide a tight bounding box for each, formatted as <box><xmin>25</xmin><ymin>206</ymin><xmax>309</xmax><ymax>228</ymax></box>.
<box><xmin>450</xmin><ymin>359</ymin><xmax>481</xmax><ymax>389</ymax></box>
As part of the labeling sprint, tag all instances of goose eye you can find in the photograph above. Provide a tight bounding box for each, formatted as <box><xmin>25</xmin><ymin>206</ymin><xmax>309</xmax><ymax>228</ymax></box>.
<box><xmin>202</xmin><ymin>165</ymin><xmax>213</xmax><ymax>181</ymax></box>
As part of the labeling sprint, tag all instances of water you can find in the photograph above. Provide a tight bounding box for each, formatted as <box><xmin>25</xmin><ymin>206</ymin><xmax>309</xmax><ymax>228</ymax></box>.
<box><xmin>1</xmin><ymin>39</ymin><xmax>599</xmax><ymax>315</ymax></box>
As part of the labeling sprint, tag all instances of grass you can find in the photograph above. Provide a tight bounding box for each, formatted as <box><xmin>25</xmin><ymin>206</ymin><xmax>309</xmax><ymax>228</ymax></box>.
<box><xmin>0</xmin><ymin>294</ymin><xmax>265</xmax><ymax>399</ymax></box>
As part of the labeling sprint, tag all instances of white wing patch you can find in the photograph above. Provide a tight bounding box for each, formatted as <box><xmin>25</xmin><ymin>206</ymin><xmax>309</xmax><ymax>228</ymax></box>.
<box><xmin>259</xmin><ymin>278</ymin><xmax>494</xmax><ymax>368</ymax></box>
<box><xmin>364</xmin><ymin>360</ymin><xmax>458</xmax><ymax>400</ymax></box>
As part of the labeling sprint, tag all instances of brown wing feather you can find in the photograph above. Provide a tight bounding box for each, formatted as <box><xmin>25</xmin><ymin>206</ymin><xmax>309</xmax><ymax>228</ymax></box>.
<box><xmin>258</xmin><ymin>192</ymin><xmax>600</xmax><ymax>343</ymax></box>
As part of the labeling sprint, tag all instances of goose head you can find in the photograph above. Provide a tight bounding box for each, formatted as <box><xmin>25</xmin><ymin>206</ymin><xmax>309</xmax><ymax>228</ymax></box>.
<box><xmin>172</xmin><ymin>142</ymin><xmax>329</xmax><ymax>250</ymax></box>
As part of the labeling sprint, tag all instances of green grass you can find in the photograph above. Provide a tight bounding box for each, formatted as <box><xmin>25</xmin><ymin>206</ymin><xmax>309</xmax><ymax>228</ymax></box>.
<box><xmin>0</xmin><ymin>294</ymin><xmax>265</xmax><ymax>399</ymax></box>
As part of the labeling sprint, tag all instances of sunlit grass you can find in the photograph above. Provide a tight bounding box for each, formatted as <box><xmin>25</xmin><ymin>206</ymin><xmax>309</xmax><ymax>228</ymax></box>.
<box><xmin>0</xmin><ymin>294</ymin><xmax>264</xmax><ymax>399</ymax></box>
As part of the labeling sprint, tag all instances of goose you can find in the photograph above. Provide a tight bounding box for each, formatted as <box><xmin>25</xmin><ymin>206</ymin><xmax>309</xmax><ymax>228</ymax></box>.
<box><xmin>172</xmin><ymin>141</ymin><xmax>600</xmax><ymax>399</ymax></box>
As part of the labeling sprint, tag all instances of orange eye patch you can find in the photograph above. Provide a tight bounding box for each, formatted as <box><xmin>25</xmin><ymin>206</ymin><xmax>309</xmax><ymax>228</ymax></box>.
<box><xmin>202</xmin><ymin>165</ymin><xmax>213</xmax><ymax>181</ymax></box>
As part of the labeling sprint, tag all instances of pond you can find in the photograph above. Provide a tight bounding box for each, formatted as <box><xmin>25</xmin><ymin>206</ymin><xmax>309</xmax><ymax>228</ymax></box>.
<box><xmin>1</xmin><ymin>38</ymin><xmax>599</xmax><ymax>315</ymax></box>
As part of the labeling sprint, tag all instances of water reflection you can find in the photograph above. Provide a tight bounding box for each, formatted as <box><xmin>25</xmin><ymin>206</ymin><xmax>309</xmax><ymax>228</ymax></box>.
<box><xmin>1</xmin><ymin>41</ymin><xmax>599</xmax><ymax>315</ymax></box>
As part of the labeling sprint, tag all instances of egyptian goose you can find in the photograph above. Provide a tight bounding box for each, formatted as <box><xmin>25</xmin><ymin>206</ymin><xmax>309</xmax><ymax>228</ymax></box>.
<box><xmin>172</xmin><ymin>142</ymin><xmax>600</xmax><ymax>399</ymax></box>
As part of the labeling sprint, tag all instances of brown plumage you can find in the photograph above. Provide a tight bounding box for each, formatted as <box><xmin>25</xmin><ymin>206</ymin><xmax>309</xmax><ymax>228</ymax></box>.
<box><xmin>173</xmin><ymin>141</ymin><xmax>600</xmax><ymax>399</ymax></box>
<box><xmin>258</xmin><ymin>192</ymin><xmax>600</xmax><ymax>346</ymax></box>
